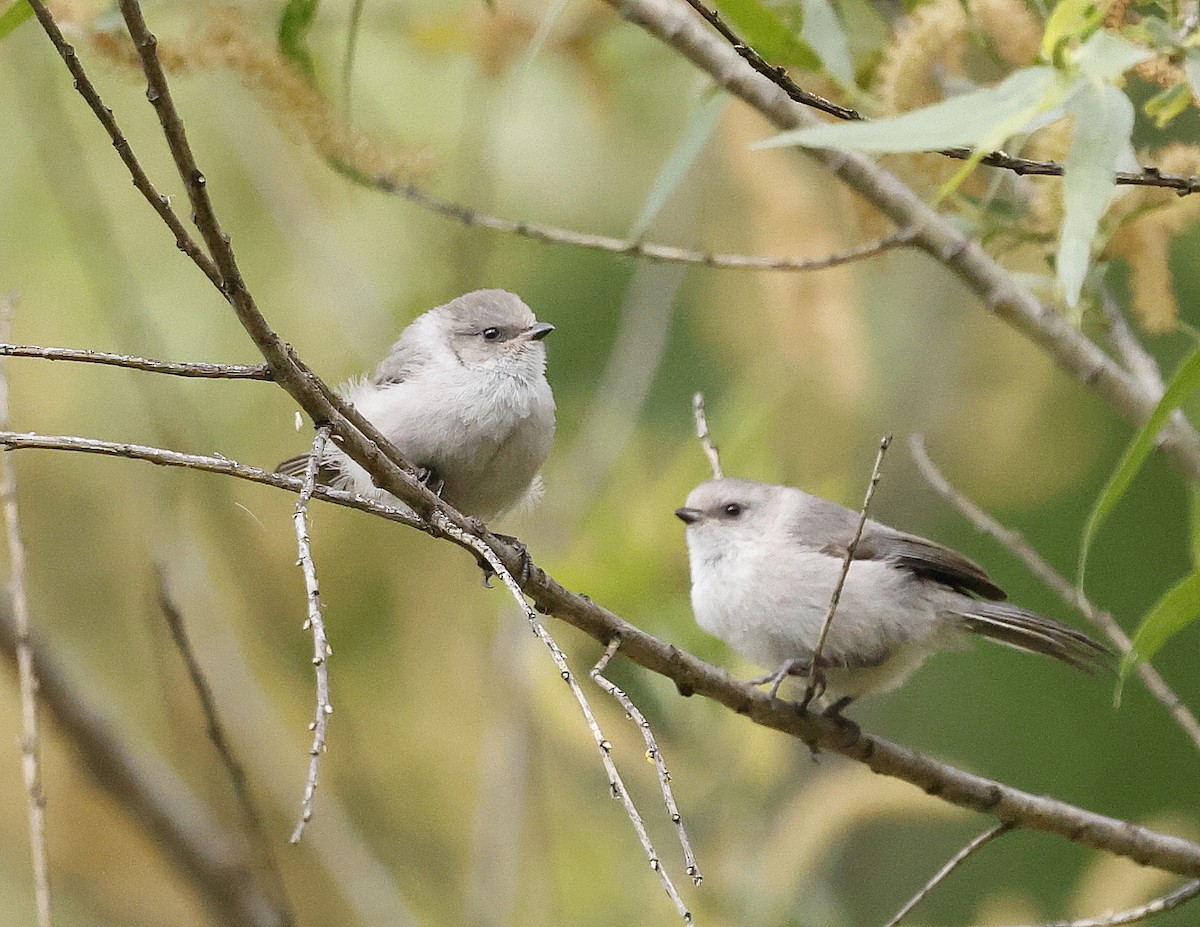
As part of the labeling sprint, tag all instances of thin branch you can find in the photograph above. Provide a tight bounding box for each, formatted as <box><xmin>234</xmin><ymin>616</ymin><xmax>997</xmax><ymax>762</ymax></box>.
<box><xmin>1098</xmin><ymin>287</ymin><xmax>1164</xmax><ymax>395</ymax></box>
<box><xmin>677</xmin><ymin>0</ymin><xmax>1200</xmax><ymax>195</ymax></box>
<box><xmin>290</xmin><ymin>426</ymin><xmax>334</xmax><ymax>844</ymax></box>
<box><xmin>0</xmin><ymin>298</ymin><xmax>52</xmax><ymax>927</ymax></box>
<box><xmin>805</xmin><ymin>435</ymin><xmax>892</xmax><ymax>698</ymax></box>
<box><xmin>378</xmin><ymin>181</ymin><xmax>916</xmax><ymax>271</ymax></box>
<box><xmin>24</xmin><ymin>0</ymin><xmax>221</xmax><ymax>286</ymax></box>
<box><xmin>691</xmin><ymin>392</ymin><xmax>723</xmax><ymax>479</ymax></box>
<box><xmin>908</xmin><ymin>434</ymin><xmax>1200</xmax><ymax>753</ymax></box>
<box><xmin>0</xmin><ymin>431</ymin><xmax>423</xmax><ymax>528</ymax></box>
<box><xmin>603</xmin><ymin>0</ymin><xmax>1200</xmax><ymax>487</ymax></box>
<box><xmin>155</xmin><ymin>568</ymin><xmax>295</xmax><ymax>925</ymax></box>
<box><xmin>678</xmin><ymin>0</ymin><xmax>859</xmax><ymax>120</ymax></box>
<box><xmin>0</xmin><ymin>344</ymin><xmax>272</xmax><ymax>380</ymax></box>
<box><xmin>882</xmin><ymin>823</ymin><xmax>1011</xmax><ymax>927</ymax></box>
<box><xmin>4</xmin><ymin>429</ymin><xmax>1200</xmax><ymax>876</ymax></box>
<box><xmin>590</xmin><ymin>637</ymin><xmax>702</xmax><ymax>886</ymax></box>
<box><xmin>432</xmin><ymin>513</ymin><xmax>695</xmax><ymax>925</ymax></box>
<box><xmin>994</xmin><ymin>879</ymin><xmax>1200</xmax><ymax>927</ymax></box>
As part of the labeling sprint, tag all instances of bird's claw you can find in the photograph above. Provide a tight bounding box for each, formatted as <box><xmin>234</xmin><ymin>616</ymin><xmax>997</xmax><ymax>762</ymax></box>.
<box><xmin>471</xmin><ymin>525</ymin><xmax>533</xmax><ymax>588</ymax></box>
<box><xmin>748</xmin><ymin>657</ymin><xmax>812</xmax><ymax>703</ymax></box>
<box><xmin>417</xmin><ymin>466</ymin><xmax>445</xmax><ymax>497</ymax></box>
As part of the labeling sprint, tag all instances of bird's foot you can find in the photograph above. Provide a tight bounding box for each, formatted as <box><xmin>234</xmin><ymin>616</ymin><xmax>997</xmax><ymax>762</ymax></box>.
<box><xmin>748</xmin><ymin>658</ymin><xmax>812</xmax><ymax>702</ymax></box>
<box><xmin>798</xmin><ymin>669</ymin><xmax>828</xmax><ymax>712</ymax></box>
<box><xmin>466</xmin><ymin>519</ymin><xmax>532</xmax><ymax>588</ymax></box>
<box><xmin>417</xmin><ymin>466</ymin><xmax>445</xmax><ymax>497</ymax></box>
<box><xmin>822</xmin><ymin>695</ymin><xmax>860</xmax><ymax>741</ymax></box>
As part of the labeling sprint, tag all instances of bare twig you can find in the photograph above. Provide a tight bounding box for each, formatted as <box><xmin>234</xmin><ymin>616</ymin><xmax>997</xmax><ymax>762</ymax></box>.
<box><xmin>432</xmin><ymin>513</ymin><xmax>695</xmax><ymax>925</ymax></box>
<box><xmin>691</xmin><ymin>392</ymin><xmax>723</xmax><ymax>480</ymax></box>
<box><xmin>0</xmin><ymin>298</ymin><xmax>52</xmax><ymax>927</ymax></box>
<box><xmin>909</xmin><ymin>434</ymin><xmax>1200</xmax><ymax>753</ymax></box>
<box><xmin>24</xmin><ymin>0</ymin><xmax>221</xmax><ymax>286</ymax></box>
<box><xmin>677</xmin><ymin>0</ymin><xmax>1200</xmax><ymax>195</ymax></box>
<box><xmin>381</xmin><ymin>182</ymin><xmax>915</xmax><ymax>271</ymax></box>
<box><xmin>155</xmin><ymin>568</ymin><xmax>294</xmax><ymax>925</ymax></box>
<box><xmin>678</xmin><ymin>0</ymin><xmax>859</xmax><ymax>120</ymax></box>
<box><xmin>0</xmin><ymin>344</ymin><xmax>272</xmax><ymax>380</ymax></box>
<box><xmin>883</xmin><ymin>823</ymin><xmax>1011</xmax><ymax>927</ymax></box>
<box><xmin>993</xmin><ymin>879</ymin><xmax>1200</xmax><ymax>927</ymax></box>
<box><xmin>0</xmin><ymin>431</ymin><xmax>422</xmax><ymax>528</ymax></box>
<box><xmin>590</xmin><ymin>637</ymin><xmax>702</xmax><ymax>886</ymax></box>
<box><xmin>1097</xmin><ymin>287</ymin><xmax>1164</xmax><ymax>394</ymax></box>
<box><xmin>290</xmin><ymin>425</ymin><xmax>334</xmax><ymax>843</ymax></box>
<box><xmin>805</xmin><ymin>435</ymin><xmax>892</xmax><ymax>700</ymax></box>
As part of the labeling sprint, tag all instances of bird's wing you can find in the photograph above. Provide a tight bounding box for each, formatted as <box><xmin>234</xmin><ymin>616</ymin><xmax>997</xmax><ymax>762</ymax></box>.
<box><xmin>841</xmin><ymin>526</ymin><xmax>1007</xmax><ymax>600</ymax></box>
<box><xmin>371</xmin><ymin>328</ymin><xmax>434</xmax><ymax>386</ymax></box>
<box><xmin>788</xmin><ymin>492</ymin><xmax>1006</xmax><ymax>600</ymax></box>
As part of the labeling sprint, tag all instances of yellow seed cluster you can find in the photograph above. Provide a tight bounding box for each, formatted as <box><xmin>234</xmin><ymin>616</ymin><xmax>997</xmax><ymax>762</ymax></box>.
<box><xmin>968</xmin><ymin>0</ymin><xmax>1041</xmax><ymax>67</ymax></box>
<box><xmin>1105</xmin><ymin>144</ymin><xmax>1200</xmax><ymax>333</ymax></box>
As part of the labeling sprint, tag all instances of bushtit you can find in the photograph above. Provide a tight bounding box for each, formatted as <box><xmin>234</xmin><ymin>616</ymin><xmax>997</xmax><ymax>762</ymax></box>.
<box><xmin>676</xmin><ymin>478</ymin><xmax>1109</xmax><ymax>712</ymax></box>
<box><xmin>279</xmin><ymin>289</ymin><xmax>556</xmax><ymax>522</ymax></box>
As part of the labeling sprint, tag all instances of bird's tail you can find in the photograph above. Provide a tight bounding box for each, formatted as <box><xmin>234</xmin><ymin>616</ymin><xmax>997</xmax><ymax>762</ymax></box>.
<box><xmin>954</xmin><ymin>602</ymin><xmax>1113</xmax><ymax>674</ymax></box>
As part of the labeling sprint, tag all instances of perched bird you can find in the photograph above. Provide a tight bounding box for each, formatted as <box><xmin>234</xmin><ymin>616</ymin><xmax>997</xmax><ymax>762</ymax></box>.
<box><xmin>279</xmin><ymin>289</ymin><xmax>556</xmax><ymax>522</ymax></box>
<box><xmin>676</xmin><ymin>478</ymin><xmax>1110</xmax><ymax>712</ymax></box>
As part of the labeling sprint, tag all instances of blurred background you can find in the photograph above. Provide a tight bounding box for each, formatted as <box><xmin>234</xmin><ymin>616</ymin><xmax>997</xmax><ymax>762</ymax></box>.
<box><xmin>1</xmin><ymin>0</ymin><xmax>1198</xmax><ymax>924</ymax></box>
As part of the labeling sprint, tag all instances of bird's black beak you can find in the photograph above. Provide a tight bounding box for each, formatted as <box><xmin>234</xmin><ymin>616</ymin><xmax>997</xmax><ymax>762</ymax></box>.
<box><xmin>675</xmin><ymin>507</ymin><xmax>702</xmax><ymax>524</ymax></box>
<box><xmin>524</xmin><ymin>322</ymin><xmax>555</xmax><ymax>341</ymax></box>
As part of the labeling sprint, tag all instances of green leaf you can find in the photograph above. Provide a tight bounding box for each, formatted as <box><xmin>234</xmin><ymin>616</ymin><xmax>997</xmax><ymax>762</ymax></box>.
<box><xmin>1079</xmin><ymin>344</ymin><xmax>1200</xmax><ymax>586</ymax></box>
<box><xmin>278</xmin><ymin>0</ymin><xmax>320</xmax><ymax>83</ymax></box>
<box><xmin>756</xmin><ymin>66</ymin><xmax>1060</xmax><ymax>152</ymax></box>
<box><xmin>1057</xmin><ymin>82</ymin><xmax>1132</xmax><ymax>307</ymax></box>
<box><xmin>801</xmin><ymin>0</ymin><xmax>854</xmax><ymax>88</ymax></box>
<box><xmin>715</xmin><ymin>0</ymin><xmax>822</xmax><ymax>70</ymax></box>
<box><xmin>1041</xmin><ymin>0</ymin><xmax>1110</xmax><ymax>62</ymax></box>
<box><xmin>1144</xmin><ymin>82</ymin><xmax>1194</xmax><ymax>129</ymax></box>
<box><xmin>1120</xmin><ymin>567</ymin><xmax>1200</xmax><ymax>682</ymax></box>
<box><xmin>628</xmin><ymin>91</ymin><xmax>728</xmax><ymax>242</ymax></box>
<box><xmin>0</xmin><ymin>0</ymin><xmax>32</xmax><ymax>41</ymax></box>
<box><xmin>1073</xmin><ymin>30</ymin><xmax>1153</xmax><ymax>82</ymax></box>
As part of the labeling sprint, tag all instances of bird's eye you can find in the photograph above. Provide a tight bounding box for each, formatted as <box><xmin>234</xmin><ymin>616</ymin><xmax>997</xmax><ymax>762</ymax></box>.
<box><xmin>723</xmin><ymin>503</ymin><xmax>743</xmax><ymax>517</ymax></box>
<box><xmin>482</xmin><ymin>327</ymin><xmax>502</xmax><ymax>341</ymax></box>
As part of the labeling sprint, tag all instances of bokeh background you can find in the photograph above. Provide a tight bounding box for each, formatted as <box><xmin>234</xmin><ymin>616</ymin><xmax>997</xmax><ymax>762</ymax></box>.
<box><xmin>1</xmin><ymin>0</ymin><xmax>1198</xmax><ymax>925</ymax></box>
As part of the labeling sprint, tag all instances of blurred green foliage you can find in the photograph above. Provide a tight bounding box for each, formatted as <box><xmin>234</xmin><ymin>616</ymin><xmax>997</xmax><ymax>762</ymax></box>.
<box><xmin>0</xmin><ymin>1</ymin><xmax>1198</xmax><ymax>926</ymax></box>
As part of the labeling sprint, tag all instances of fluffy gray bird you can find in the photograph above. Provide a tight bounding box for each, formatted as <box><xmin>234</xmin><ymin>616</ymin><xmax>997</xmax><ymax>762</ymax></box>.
<box><xmin>676</xmin><ymin>478</ymin><xmax>1109</xmax><ymax>712</ymax></box>
<box><xmin>279</xmin><ymin>289</ymin><xmax>556</xmax><ymax>522</ymax></box>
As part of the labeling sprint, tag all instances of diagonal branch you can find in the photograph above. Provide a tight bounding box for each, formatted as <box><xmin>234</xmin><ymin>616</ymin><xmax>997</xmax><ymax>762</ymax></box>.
<box><xmin>994</xmin><ymin>878</ymin><xmax>1200</xmax><ymax>927</ymax></box>
<box><xmin>601</xmin><ymin>0</ymin><xmax>1200</xmax><ymax>486</ymax></box>
<box><xmin>24</xmin><ymin>0</ymin><xmax>221</xmax><ymax>287</ymax></box>
<box><xmin>806</xmin><ymin>434</ymin><xmax>891</xmax><ymax>699</ymax></box>
<box><xmin>883</xmin><ymin>823</ymin><xmax>1011</xmax><ymax>927</ymax></box>
<box><xmin>156</xmin><ymin>569</ymin><xmax>295</xmax><ymax>925</ymax></box>
<box><xmin>909</xmin><ymin>434</ymin><xmax>1200</xmax><ymax>753</ymax></box>
<box><xmin>3</xmin><ymin>430</ymin><xmax>1200</xmax><ymax>880</ymax></box>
